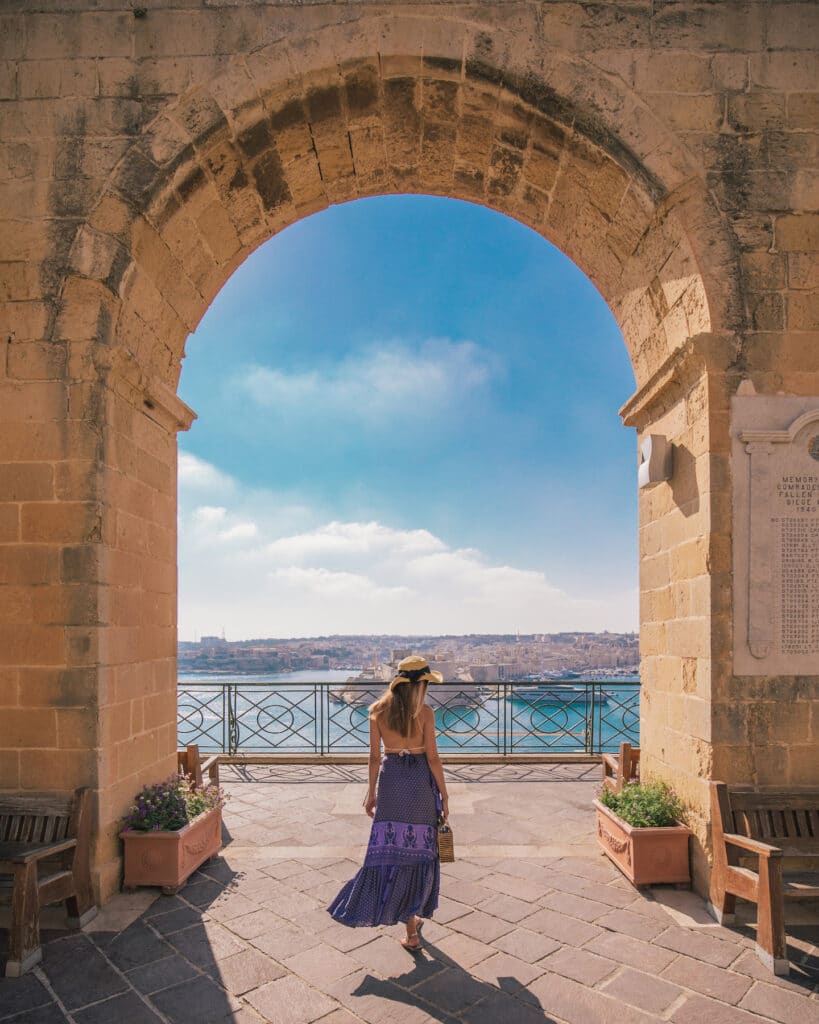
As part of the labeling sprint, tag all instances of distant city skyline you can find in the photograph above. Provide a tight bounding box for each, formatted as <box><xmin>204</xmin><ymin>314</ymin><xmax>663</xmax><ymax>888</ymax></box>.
<box><xmin>178</xmin><ymin>195</ymin><xmax>639</xmax><ymax>640</ymax></box>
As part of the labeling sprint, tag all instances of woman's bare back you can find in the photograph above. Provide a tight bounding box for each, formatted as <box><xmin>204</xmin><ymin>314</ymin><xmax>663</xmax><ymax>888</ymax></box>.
<box><xmin>373</xmin><ymin>705</ymin><xmax>430</xmax><ymax>751</ymax></box>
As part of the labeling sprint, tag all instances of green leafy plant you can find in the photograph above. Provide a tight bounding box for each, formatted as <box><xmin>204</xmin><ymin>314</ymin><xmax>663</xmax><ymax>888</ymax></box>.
<box><xmin>599</xmin><ymin>781</ymin><xmax>684</xmax><ymax>828</ymax></box>
<box><xmin>122</xmin><ymin>774</ymin><xmax>226</xmax><ymax>832</ymax></box>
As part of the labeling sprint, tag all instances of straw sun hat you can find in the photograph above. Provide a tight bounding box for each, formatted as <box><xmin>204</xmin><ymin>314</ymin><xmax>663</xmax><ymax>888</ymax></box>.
<box><xmin>389</xmin><ymin>655</ymin><xmax>444</xmax><ymax>691</ymax></box>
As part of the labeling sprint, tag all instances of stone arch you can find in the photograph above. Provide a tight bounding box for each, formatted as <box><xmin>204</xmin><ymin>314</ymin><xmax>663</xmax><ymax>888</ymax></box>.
<box><xmin>64</xmin><ymin>17</ymin><xmax>742</xmax><ymax>397</ymax></box>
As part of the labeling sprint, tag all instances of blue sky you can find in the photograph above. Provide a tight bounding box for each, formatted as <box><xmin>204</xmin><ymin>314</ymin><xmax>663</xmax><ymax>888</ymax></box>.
<box><xmin>177</xmin><ymin>195</ymin><xmax>639</xmax><ymax>639</ymax></box>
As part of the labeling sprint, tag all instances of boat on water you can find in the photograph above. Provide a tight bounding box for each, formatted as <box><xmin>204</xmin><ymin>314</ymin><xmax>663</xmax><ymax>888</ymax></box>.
<box><xmin>508</xmin><ymin>684</ymin><xmax>608</xmax><ymax>705</ymax></box>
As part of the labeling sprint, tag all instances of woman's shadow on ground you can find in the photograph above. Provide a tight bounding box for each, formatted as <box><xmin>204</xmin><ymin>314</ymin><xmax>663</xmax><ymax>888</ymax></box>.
<box><xmin>348</xmin><ymin>929</ymin><xmax>559</xmax><ymax>1023</ymax></box>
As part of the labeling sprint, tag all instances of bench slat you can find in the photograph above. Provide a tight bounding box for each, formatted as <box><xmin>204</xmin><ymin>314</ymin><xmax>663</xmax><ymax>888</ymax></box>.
<box><xmin>729</xmin><ymin>791</ymin><xmax>819</xmax><ymax>811</ymax></box>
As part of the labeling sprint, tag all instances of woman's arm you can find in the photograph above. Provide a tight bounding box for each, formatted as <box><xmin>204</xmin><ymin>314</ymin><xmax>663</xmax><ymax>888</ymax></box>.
<box><xmin>364</xmin><ymin>715</ymin><xmax>381</xmax><ymax>817</ymax></box>
<box><xmin>423</xmin><ymin>706</ymin><xmax>449</xmax><ymax>820</ymax></box>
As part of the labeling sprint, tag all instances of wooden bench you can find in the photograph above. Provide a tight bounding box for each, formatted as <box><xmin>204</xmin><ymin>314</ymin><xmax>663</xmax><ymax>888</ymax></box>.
<box><xmin>601</xmin><ymin>742</ymin><xmax>640</xmax><ymax>793</ymax></box>
<box><xmin>0</xmin><ymin>787</ymin><xmax>97</xmax><ymax>977</ymax></box>
<box><xmin>177</xmin><ymin>744</ymin><xmax>220</xmax><ymax>789</ymax></box>
<box><xmin>709</xmin><ymin>781</ymin><xmax>819</xmax><ymax>975</ymax></box>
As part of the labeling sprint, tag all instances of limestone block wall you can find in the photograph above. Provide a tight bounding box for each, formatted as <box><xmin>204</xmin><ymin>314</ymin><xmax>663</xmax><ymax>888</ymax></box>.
<box><xmin>0</xmin><ymin>0</ymin><xmax>816</xmax><ymax>900</ymax></box>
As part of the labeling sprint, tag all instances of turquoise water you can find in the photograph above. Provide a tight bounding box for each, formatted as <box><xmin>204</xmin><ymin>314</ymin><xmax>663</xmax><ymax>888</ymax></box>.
<box><xmin>178</xmin><ymin>672</ymin><xmax>640</xmax><ymax>755</ymax></box>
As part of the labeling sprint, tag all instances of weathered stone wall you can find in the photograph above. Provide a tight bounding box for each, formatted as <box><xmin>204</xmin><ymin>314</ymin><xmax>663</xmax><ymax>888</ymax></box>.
<box><xmin>0</xmin><ymin>1</ymin><xmax>816</xmax><ymax>900</ymax></box>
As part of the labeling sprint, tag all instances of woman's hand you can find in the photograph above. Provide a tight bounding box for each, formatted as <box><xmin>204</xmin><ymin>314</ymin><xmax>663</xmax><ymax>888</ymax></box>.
<box><xmin>441</xmin><ymin>796</ymin><xmax>449</xmax><ymax>821</ymax></box>
<box><xmin>363</xmin><ymin>790</ymin><xmax>377</xmax><ymax>818</ymax></box>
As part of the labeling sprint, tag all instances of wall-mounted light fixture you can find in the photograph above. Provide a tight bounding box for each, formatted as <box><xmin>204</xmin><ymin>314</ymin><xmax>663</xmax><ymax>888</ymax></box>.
<box><xmin>638</xmin><ymin>434</ymin><xmax>673</xmax><ymax>488</ymax></box>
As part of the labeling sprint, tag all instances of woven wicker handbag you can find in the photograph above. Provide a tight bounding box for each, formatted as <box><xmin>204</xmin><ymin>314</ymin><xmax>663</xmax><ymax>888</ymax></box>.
<box><xmin>437</xmin><ymin>817</ymin><xmax>455</xmax><ymax>863</ymax></box>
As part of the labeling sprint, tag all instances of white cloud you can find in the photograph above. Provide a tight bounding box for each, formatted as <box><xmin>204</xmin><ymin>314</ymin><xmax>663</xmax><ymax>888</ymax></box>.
<box><xmin>178</xmin><ymin>454</ymin><xmax>637</xmax><ymax>639</ymax></box>
<box><xmin>235</xmin><ymin>339</ymin><xmax>496</xmax><ymax>423</ymax></box>
<box><xmin>178</xmin><ymin>452</ymin><xmax>235</xmax><ymax>493</ymax></box>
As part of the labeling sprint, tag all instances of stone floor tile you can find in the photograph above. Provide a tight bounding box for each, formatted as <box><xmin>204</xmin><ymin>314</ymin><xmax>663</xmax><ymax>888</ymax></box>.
<box><xmin>142</xmin><ymin>895</ymin><xmax>189</xmax><ymax>919</ymax></box>
<box><xmin>661</xmin><ymin>954</ymin><xmax>753</xmax><ymax>1003</ymax></box>
<box><xmin>259</xmin><ymin>861</ymin><xmax>309</xmax><ymax>881</ymax></box>
<box><xmin>72</xmin><ymin>991</ymin><xmax>164</xmax><ymax>1024</ymax></box>
<box><xmin>204</xmin><ymin>894</ymin><xmax>261</xmax><ymax>924</ymax></box>
<box><xmin>585</xmin><ymin>929</ymin><xmax>678</xmax><ymax>973</ymax></box>
<box><xmin>125</xmin><ymin>953</ymin><xmax>199</xmax><ymax>995</ymax></box>
<box><xmin>738</xmin><ymin>980</ymin><xmax>819</xmax><ymax>1024</ymax></box>
<box><xmin>315</xmin><ymin>1010</ymin><xmax>367</xmax><ymax>1024</ymax></box>
<box><xmin>213</xmin><ymin>948</ymin><xmax>287</xmax><ymax>995</ymax></box>
<box><xmin>671</xmin><ymin>994</ymin><xmax>779</xmax><ymax>1023</ymax></box>
<box><xmin>546</xmin><ymin>872</ymin><xmax>637</xmax><ymax>910</ymax></box>
<box><xmin>527</xmin><ymin>970</ymin><xmax>661</xmax><ymax>1024</ymax></box>
<box><xmin>555</xmin><ymin>856</ymin><xmax>621</xmax><ymax>884</ymax></box>
<box><xmin>492</xmin><ymin>927</ymin><xmax>560</xmax><ymax>963</ymax></box>
<box><xmin>180</xmin><ymin>880</ymin><xmax>227</xmax><ymax>910</ymax></box>
<box><xmin>150</xmin><ymin>907</ymin><xmax>204</xmax><ymax>935</ymax></box>
<box><xmin>0</xmin><ymin>972</ymin><xmax>54</xmax><ymax>1020</ymax></box>
<box><xmin>432</xmin><ymin>896</ymin><xmax>471</xmax><ymax>925</ymax></box>
<box><xmin>470</xmin><ymin>950</ymin><xmax>545</xmax><ymax>990</ymax></box>
<box><xmin>541</xmin><ymin>889</ymin><xmax>612</xmax><ymax>923</ymax></box>
<box><xmin>284</xmin><ymin>943</ymin><xmax>360</xmax><ymax>987</ymax></box>
<box><xmin>539</xmin><ymin>946</ymin><xmax>618</xmax><ymax>986</ymax></box>
<box><xmin>196</xmin><ymin>857</ymin><xmax>240</xmax><ymax>885</ymax></box>
<box><xmin>40</xmin><ymin>935</ymin><xmax>128</xmax><ymax>1010</ymax></box>
<box><xmin>440</xmin><ymin>860</ymin><xmax>490</xmax><ymax>883</ymax></box>
<box><xmin>446</xmin><ymin>910</ymin><xmax>514</xmax><ymax>943</ymax></box>
<box><xmin>225</xmin><ymin>909</ymin><xmax>286</xmax><ymax>941</ymax></box>
<box><xmin>150</xmin><ymin>975</ymin><xmax>242</xmax><ymax>1024</ymax></box>
<box><xmin>479</xmin><ymin>873</ymin><xmax>549</xmax><ymax>902</ymax></box>
<box><xmin>519</xmin><ymin>906</ymin><xmax>603</xmax><ymax>947</ymax></box>
<box><xmin>431</xmin><ymin>931</ymin><xmax>496</xmax><ymax>969</ymax></box>
<box><xmin>244</xmin><ymin>974</ymin><xmax>339</xmax><ymax>1024</ymax></box>
<box><xmin>601</xmin><ymin>966</ymin><xmax>684</xmax><ymax>1015</ymax></box>
<box><xmin>0</xmin><ymin>1005</ymin><xmax>67</xmax><ymax>1024</ymax></box>
<box><xmin>322</xmin><ymin>922</ymin><xmax>386</xmax><ymax>953</ymax></box>
<box><xmin>475</xmin><ymin>892</ymin><xmax>534</xmax><ymax>923</ymax></box>
<box><xmin>595</xmin><ymin>907</ymin><xmax>668</xmax><ymax>941</ymax></box>
<box><xmin>440</xmin><ymin>879</ymin><xmax>496</xmax><ymax>907</ymax></box>
<box><xmin>261</xmin><ymin>892</ymin><xmax>321</xmax><ymax>922</ymax></box>
<box><xmin>410</xmin><ymin>967</ymin><xmax>490</xmax><ymax>1015</ymax></box>
<box><xmin>249</xmin><ymin>921</ymin><xmax>322</xmax><ymax>960</ymax></box>
<box><xmin>90</xmin><ymin>919</ymin><xmax>174</xmax><ymax>972</ymax></box>
<box><xmin>460</xmin><ymin>988</ymin><xmax>559</xmax><ymax>1024</ymax></box>
<box><xmin>416</xmin><ymin>918</ymin><xmax>452</xmax><ymax>942</ymax></box>
<box><xmin>655</xmin><ymin>927</ymin><xmax>742</xmax><ymax>968</ymax></box>
<box><xmin>165</xmin><ymin>923</ymin><xmax>247</xmax><ymax>973</ymax></box>
<box><xmin>730</xmin><ymin>948</ymin><xmax>819</xmax><ymax>991</ymax></box>
<box><xmin>325</xmin><ymin>967</ymin><xmax>458</xmax><ymax>1024</ymax></box>
<box><xmin>348</xmin><ymin>934</ymin><xmax>445</xmax><ymax>983</ymax></box>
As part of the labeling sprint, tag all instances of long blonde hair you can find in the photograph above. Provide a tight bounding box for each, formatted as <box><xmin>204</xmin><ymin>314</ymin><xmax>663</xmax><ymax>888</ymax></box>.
<box><xmin>369</xmin><ymin>679</ymin><xmax>427</xmax><ymax>738</ymax></box>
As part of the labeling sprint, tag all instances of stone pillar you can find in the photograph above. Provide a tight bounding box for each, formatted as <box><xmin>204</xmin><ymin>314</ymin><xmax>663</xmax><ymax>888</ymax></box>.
<box><xmin>0</xmin><ymin>327</ymin><xmax>194</xmax><ymax>900</ymax></box>
<box><xmin>95</xmin><ymin>369</ymin><xmax>195</xmax><ymax>900</ymax></box>
<box><xmin>621</xmin><ymin>333</ymin><xmax>738</xmax><ymax>894</ymax></box>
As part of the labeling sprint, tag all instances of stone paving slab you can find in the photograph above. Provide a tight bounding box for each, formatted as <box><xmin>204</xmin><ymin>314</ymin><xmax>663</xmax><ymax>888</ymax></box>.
<box><xmin>1</xmin><ymin>763</ymin><xmax>818</xmax><ymax>1023</ymax></box>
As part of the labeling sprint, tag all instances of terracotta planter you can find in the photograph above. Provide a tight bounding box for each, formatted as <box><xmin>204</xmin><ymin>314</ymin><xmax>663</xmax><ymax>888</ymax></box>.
<box><xmin>120</xmin><ymin>806</ymin><xmax>222</xmax><ymax>894</ymax></box>
<box><xmin>594</xmin><ymin>799</ymin><xmax>691</xmax><ymax>886</ymax></box>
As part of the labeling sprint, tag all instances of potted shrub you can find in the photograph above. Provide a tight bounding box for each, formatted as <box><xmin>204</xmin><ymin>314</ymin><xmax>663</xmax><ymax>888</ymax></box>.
<box><xmin>120</xmin><ymin>774</ymin><xmax>226</xmax><ymax>894</ymax></box>
<box><xmin>594</xmin><ymin>780</ymin><xmax>691</xmax><ymax>886</ymax></box>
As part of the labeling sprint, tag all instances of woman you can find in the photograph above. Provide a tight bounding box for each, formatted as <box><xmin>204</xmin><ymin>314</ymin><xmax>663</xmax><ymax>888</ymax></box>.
<box><xmin>327</xmin><ymin>655</ymin><xmax>450</xmax><ymax>950</ymax></box>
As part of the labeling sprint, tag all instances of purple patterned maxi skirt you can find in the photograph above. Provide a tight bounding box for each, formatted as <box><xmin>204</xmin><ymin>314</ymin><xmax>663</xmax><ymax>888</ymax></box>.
<box><xmin>327</xmin><ymin>752</ymin><xmax>442</xmax><ymax>927</ymax></box>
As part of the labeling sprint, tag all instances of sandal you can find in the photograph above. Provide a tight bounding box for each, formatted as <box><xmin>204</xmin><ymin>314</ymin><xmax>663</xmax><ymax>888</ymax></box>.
<box><xmin>400</xmin><ymin>919</ymin><xmax>422</xmax><ymax>951</ymax></box>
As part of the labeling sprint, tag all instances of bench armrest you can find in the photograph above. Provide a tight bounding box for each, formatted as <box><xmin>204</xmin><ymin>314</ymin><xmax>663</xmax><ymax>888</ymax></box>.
<box><xmin>722</xmin><ymin>832</ymin><xmax>782</xmax><ymax>858</ymax></box>
<box><xmin>0</xmin><ymin>838</ymin><xmax>77</xmax><ymax>865</ymax></box>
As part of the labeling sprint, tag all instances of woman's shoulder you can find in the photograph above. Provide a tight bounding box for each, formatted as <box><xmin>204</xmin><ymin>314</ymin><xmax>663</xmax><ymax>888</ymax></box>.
<box><xmin>422</xmin><ymin>704</ymin><xmax>434</xmax><ymax>722</ymax></box>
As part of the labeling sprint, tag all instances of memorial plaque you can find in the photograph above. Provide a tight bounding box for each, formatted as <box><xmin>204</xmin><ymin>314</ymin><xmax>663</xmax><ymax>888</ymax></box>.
<box><xmin>732</xmin><ymin>395</ymin><xmax>819</xmax><ymax>676</ymax></box>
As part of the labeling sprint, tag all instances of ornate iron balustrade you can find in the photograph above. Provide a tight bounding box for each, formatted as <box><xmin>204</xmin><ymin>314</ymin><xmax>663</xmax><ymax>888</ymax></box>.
<box><xmin>178</xmin><ymin>681</ymin><xmax>640</xmax><ymax>756</ymax></box>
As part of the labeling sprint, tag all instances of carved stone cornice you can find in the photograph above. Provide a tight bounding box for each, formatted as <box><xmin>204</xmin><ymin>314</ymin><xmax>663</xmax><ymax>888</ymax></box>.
<box><xmin>620</xmin><ymin>333</ymin><xmax>740</xmax><ymax>429</ymax></box>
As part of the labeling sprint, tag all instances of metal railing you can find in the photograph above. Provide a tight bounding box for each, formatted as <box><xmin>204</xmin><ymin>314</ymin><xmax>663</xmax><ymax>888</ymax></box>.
<box><xmin>177</xmin><ymin>680</ymin><xmax>640</xmax><ymax>757</ymax></box>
